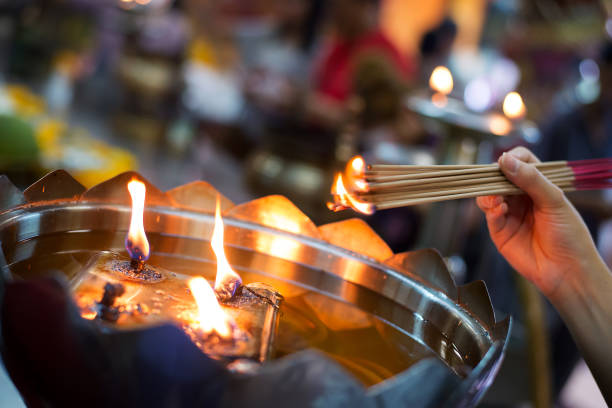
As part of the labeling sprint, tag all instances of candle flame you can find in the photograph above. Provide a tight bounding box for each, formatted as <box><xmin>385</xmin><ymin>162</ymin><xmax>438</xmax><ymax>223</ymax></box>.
<box><xmin>212</xmin><ymin>196</ymin><xmax>242</xmax><ymax>300</ymax></box>
<box><xmin>188</xmin><ymin>277</ymin><xmax>233</xmax><ymax>338</ymax></box>
<box><xmin>429</xmin><ymin>66</ymin><xmax>453</xmax><ymax>95</ymax></box>
<box><xmin>502</xmin><ymin>91</ymin><xmax>526</xmax><ymax>119</ymax></box>
<box><xmin>125</xmin><ymin>179</ymin><xmax>150</xmax><ymax>262</ymax></box>
<box><xmin>328</xmin><ymin>173</ymin><xmax>375</xmax><ymax>215</ymax></box>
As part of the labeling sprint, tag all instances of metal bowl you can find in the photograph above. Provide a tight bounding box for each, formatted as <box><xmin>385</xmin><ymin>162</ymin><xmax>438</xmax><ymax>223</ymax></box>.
<box><xmin>0</xmin><ymin>171</ymin><xmax>510</xmax><ymax>407</ymax></box>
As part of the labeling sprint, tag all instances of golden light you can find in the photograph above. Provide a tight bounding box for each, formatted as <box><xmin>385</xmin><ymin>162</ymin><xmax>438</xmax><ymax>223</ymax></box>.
<box><xmin>188</xmin><ymin>277</ymin><xmax>233</xmax><ymax>338</ymax></box>
<box><xmin>125</xmin><ymin>179</ymin><xmax>150</xmax><ymax>262</ymax></box>
<box><xmin>329</xmin><ymin>174</ymin><xmax>375</xmax><ymax>215</ymax></box>
<box><xmin>502</xmin><ymin>91</ymin><xmax>526</xmax><ymax>119</ymax></box>
<box><xmin>431</xmin><ymin>92</ymin><xmax>448</xmax><ymax>108</ymax></box>
<box><xmin>429</xmin><ymin>66</ymin><xmax>453</xmax><ymax>95</ymax></box>
<box><xmin>81</xmin><ymin>310</ymin><xmax>97</xmax><ymax>320</ymax></box>
<box><xmin>212</xmin><ymin>196</ymin><xmax>242</xmax><ymax>299</ymax></box>
<box><xmin>489</xmin><ymin>114</ymin><xmax>512</xmax><ymax>136</ymax></box>
<box><xmin>345</xmin><ymin>156</ymin><xmax>368</xmax><ymax>192</ymax></box>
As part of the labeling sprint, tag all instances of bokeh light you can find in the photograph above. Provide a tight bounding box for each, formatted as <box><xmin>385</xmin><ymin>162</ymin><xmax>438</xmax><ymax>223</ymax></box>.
<box><xmin>502</xmin><ymin>91</ymin><xmax>526</xmax><ymax>119</ymax></box>
<box><xmin>429</xmin><ymin>66</ymin><xmax>453</xmax><ymax>95</ymax></box>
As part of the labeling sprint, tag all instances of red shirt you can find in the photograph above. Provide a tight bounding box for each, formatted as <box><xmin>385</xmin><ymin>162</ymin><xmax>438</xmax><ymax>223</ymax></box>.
<box><xmin>315</xmin><ymin>30</ymin><xmax>413</xmax><ymax>102</ymax></box>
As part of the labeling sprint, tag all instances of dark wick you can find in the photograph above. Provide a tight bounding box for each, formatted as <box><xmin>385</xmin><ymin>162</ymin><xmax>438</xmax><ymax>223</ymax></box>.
<box><xmin>215</xmin><ymin>278</ymin><xmax>242</xmax><ymax>303</ymax></box>
<box><xmin>130</xmin><ymin>258</ymin><xmax>145</xmax><ymax>273</ymax></box>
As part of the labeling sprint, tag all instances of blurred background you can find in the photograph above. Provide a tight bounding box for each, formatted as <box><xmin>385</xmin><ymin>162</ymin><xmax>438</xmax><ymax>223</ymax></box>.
<box><xmin>0</xmin><ymin>0</ymin><xmax>611</xmax><ymax>406</ymax></box>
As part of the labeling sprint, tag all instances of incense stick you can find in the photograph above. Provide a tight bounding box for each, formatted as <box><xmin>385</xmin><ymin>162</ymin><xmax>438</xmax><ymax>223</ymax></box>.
<box><xmin>329</xmin><ymin>157</ymin><xmax>612</xmax><ymax>213</ymax></box>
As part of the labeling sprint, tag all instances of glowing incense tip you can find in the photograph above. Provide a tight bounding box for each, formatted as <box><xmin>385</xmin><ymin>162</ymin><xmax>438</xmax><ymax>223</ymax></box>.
<box><xmin>346</xmin><ymin>156</ymin><xmax>369</xmax><ymax>192</ymax></box>
<box><xmin>351</xmin><ymin>156</ymin><xmax>365</xmax><ymax>172</ymax></box>
<box><xmin>328</xmin><ymin>173</ymin><xmax>375</xmax><ymax>215</ymax></box>
<box><xmin>125</xmin><ymin>179</ymin><xmax>150</xmax><ymax>262</ymax></box>
<box><xmin>188</xmin><ymin>277</ymin><xmax>234</xmax><ymax>338</ymax></box>
<box><xmin>212</xmin><ymin>196</ymin><xmax>242</xmax><ymax>300</ymax></box>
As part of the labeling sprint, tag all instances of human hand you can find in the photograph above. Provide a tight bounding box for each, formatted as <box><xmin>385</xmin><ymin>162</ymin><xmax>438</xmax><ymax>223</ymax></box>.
<box><xmin>475</xmin><ymin>147</ymin><xmax>603</xmax><ymax>301</ymax></box>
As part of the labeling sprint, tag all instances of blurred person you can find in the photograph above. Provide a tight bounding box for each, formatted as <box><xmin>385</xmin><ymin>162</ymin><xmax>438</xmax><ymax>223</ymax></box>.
<box><xmin>241</xmin><ymin>0</ymin><xmax>324</xmax><ymax>118</ymax></box>
<box><xmin>306</xmin><ymin>0</ymin><xmax>415</xmax><ymax>128</ymax></box>
<box><xmin>247</xmin><ymin>0</ymin><xmax>414</xmax><ymax>126</ymax></box>
<box><xmin>476</xmin><ymin>147</ymin><xmax>612</xmax><ymax>405</ymax></box>
<box><xmin>418</xmin><ymin>18</ymin><xmax>457</xmax><ymax>82</ymax></box>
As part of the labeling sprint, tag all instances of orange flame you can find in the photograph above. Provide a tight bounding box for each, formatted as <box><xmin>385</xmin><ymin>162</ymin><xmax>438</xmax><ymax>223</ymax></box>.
<box><xmin>188</xmin><ymin>277</ymin><xmax>233</xmax><ymax>338</ymax></box>
<box><xmin>212</xmin><ymin>196</ymin><xmax>242</xmax><ymax>300</ymax></box>
<box><xmin>125</xmin><ymin>179</ymin><xmax>150</xmax><ymax>262</ymax></box>
<box><xmin>328</xmin><ymin>173</ymin><xmax>375</xmax><ymax>215</ymax></box>
<box><xmin>502</xmin><ymin>91</ymin><xmax>526</xmax><ymax>119</ymax></box>
<box><xmin>429</xmin><ymin>66</ymin><xmax>453</xmax><ymax>95</ymax></box>
<box><xmin>345</xmin><ymin>155</ymin><xmax>368</xmax><ymax>192</ymax></box>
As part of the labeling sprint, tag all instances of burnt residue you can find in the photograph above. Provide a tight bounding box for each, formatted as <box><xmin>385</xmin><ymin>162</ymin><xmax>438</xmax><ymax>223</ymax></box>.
<box><xmin>97</xmin><ymin>282</ymin><xmax>125</xmax><ymax>322</ymax></box>
<box><xmin>111</xmin><ymin>260</ymin><xmax>164</xmax><ymax>283</ymax></box>
<box><xmin>214</xmin><ymin>278</ymin><xmax>242</xmax><ymax>303</ymax></box>
<box><xmin>222</xmin><ymin>283</ymin><xmax>283</xmax><ymax>311</ymax></box>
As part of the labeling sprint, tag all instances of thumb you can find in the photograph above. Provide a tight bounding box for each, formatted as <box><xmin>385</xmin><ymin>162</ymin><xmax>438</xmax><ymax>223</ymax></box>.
<box><xmin>499</xmin><ymin>152</ymin><xmax>565</xmax><ymax>209</ymax></box>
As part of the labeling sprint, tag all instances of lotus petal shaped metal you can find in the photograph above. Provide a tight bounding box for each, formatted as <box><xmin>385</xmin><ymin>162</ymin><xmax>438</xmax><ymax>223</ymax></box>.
<box><xmin>318</xmin><ymin>218</ymin><xmax>393</xmax><ymax>262</ymax></box>
<box><xmin>80</xmin><ymin>171</ymin><xmax>174</xmax><ymax>207</ymax></box>
<box><xmin>0</xmin><ymin>175</ymin><xmax>24</xmax><ymax>212</ymax></box>
<box><xmin>227</xmin><ymin>195</ymin><xmax>320</xmax><ymax>239</ymax></box>
<box><xmin>23</xmin><ymin>170</ymin><xmax>85</xmax><ymax>202</ymax></box>
<box><xmin>384</xmin><ymin>249</ymin><xmax>458</xmax><ymax>300</ymax></box>
<box><xmin>458</xmin><ymin>280</ymin><xmax>496</xmax><ymax>328</ymax></box>
<box><xmin>166</xmin><ymin>181</ymin><xmax>234</xmax><ymax>213</ymax></box>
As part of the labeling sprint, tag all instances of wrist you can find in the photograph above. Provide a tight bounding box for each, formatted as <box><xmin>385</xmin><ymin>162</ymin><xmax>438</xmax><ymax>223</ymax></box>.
<box><xmin>549</xmin><ymin>252</ymin><xmax>611</xmax><ymax>317</ymax></box>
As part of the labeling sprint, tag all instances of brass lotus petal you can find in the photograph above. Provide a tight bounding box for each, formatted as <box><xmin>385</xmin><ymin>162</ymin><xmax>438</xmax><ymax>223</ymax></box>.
<box><xmin>0</xmin><ymin>170</ymin><xmax>510</xmax><ymax>403</ymax></box>
<box><xmin>384</xmin><ymin>249</ymin><xmax>458</xmax><ymax>301</ymax></box>
<box><xmin>493</xmin><ymin>315</ymin><xmax>511</xmax><ymax>341</ymax></box>
<box><xmin>458</xmin><ymin>280</ymin><xmax>496</xmax><ymax>328</ymax></box>
<box><xmin>227</xmin><ymin>195</ymin><xmax>320</xmax><ymax>238</ymax></box>
<box><xmin>318</xmin><ymin>218</ymin><xmax>393</xmax><ymax>262</ymax></box>
<box><xmin>23</xmin><ymin>170</ymin><xmax>85</xmax><ymax>203</ymax></box>
<box><xmin>80</xmin><ymin>171</ymin><xmax>175</xmax><ymax>207</ymax></box>
<box><xmin>0</xmin><ymin>175</ymin><xmax>25</xmax><ymax>211</ymax></box>
<box><xmin>167</xmin><ymin>181</ymin><xmax>234</xmax><ymax>213</ymax></box>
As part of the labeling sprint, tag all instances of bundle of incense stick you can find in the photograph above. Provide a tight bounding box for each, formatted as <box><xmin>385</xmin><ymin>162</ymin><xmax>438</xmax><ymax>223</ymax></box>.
<box><xmin>328</xmin><ymin>157</ymin><xmax>612</xmax><ymax>213</ymax></box>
